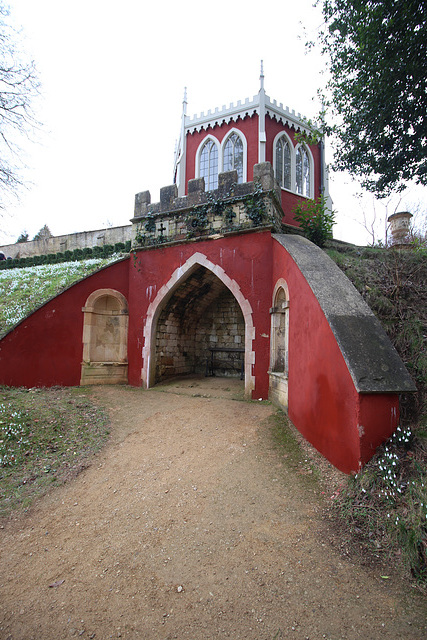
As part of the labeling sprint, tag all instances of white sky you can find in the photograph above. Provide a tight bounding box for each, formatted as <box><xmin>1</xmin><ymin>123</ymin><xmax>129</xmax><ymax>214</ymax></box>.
<box><xmin>1</xmin><ymin>0</ymin><xmax>425</xmax><ymax>247</ymax></box>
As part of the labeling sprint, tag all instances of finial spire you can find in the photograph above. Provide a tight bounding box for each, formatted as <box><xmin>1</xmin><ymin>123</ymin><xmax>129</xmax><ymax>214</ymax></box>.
<box><xmin>182</xmin><ymin>87</ymin><xmax>187</xmax><ymax>114</ymax></box>
<box><xmin>260</xmin><ymin>60</ymin><xmax>264</xmax><ymax>91</ymax></box>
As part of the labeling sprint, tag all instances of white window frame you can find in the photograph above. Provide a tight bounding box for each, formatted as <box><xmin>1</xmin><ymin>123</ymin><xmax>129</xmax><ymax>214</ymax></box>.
<box><xmin>195</xmin><ymin>135</ymin><xmax>220</xmax><ymax>191</ymax></box>
<box><xmin>273</xmin><ymin>131</ymin><xmax>294</xmax><ymax>193</ymax></box>
<box><xmin>273</xmin><ymin>133</ymin><xmax>315</xmax><ymax>199</ymax></box>
<box><xmin>269</xmin><ymin>280</ymin><xmax>290</xmax><ymax>377</ymax></box>
<box><xmin>295</xmin><ymin>142</ymin><xmax>314</xmax><ymax>199</ymax></box>
<box><xmin>220</xmin><ymin>128</ymin><xmax>248</xmax><ymax>183</ymax></box>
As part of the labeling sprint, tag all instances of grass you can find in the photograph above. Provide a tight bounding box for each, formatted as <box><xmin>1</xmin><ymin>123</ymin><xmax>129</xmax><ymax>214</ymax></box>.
<box><xmin>330</xmin><ymin>423</ymin><xmax>427</xmax><ymax>588</ymax></box>
<box><xmin>0</xmin><ymin>385</ymin><xmax>110</xmax><ymax>518</ymax></box>
<box><xmin>325</xmin><ymin>242</ymin><xmax>427</xmax><ymax>588</ymax></box>
<box><xmin>267</xmin><ymin>410</ymin><xmax>324</xmax><ymax>491</ymax></box>
<box><xmin>0</xmin><ymin>255</ymin><xmax>123</xmax><ymax>336</ymax></box>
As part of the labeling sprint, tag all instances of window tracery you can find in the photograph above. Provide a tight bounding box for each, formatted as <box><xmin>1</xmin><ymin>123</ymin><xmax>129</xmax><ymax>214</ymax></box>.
<box><xmin>223</xmin><ymin>132</ymin><xmax>244</xmax><ymax>182</ymax></box>
<box><xmin>275</xmin><ymin>136</ymin><xmax>291</xmax><ymax>190</ymax></box>
<box><xmin>296</xmin><ymin>145</ymin><xmax>310</xmax><ymax>197</ymax></box>
<box><xmin>200</xmin><ymin>139</ymin><xmax>219</xmax><ymax>190</ymax></box>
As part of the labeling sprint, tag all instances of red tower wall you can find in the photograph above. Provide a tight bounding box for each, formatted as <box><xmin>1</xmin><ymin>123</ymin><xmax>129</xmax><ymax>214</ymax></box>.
<box><xmin>185</xmin><ymin>115</ymin><xmax>322</xmax><ymax>228</ymax></box>
<box><xmin>185</xmin><ymin>115</ymin><xmax>259</xmax><ymax>190</ymax></box>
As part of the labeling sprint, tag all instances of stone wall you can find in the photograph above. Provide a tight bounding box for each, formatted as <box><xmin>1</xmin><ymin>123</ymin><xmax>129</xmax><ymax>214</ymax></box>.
<box><xmin>0</xmin><ymin>162</ymin><xmax>285</xmax><ymax>261</ymax></box>
<box><xmin>132</xmin><ymin>163</ymin><xmax>286</xmax><ymax>248</ymax></box>
<box><xmin>0</xmin><ymin>225</ymin><xmax>132</xmax><ymax>260</ymax></box>
<box><xmin>155</xmin><ymin>269</ymin><xmax>245</xmax><ymax>382</ymax></box>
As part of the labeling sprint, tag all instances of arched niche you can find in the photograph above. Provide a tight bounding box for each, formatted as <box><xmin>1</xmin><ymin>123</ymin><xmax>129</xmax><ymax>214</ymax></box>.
<box><xmin>80</xmin><ymin>288</ymin><xmax>129</xmax><ymax>385</ymax></box>
<box><xmin>268</xmin><ymin>279</ymin><xmax>289</xmax><ymax>410</ymax></box>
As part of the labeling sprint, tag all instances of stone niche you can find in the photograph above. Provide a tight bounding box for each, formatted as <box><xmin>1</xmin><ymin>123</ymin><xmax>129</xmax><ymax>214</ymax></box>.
<box><xmin>81</xmin><ymin>289</ymin><xmax>129</xmax><ymax>385</ymax></box>
<box><xmin>268</xmin><ymin>281</ymin><xmax>289</xmax><ymax>410</ymax></box>
<box><xmin>154</xmin><ymin>266</ymin><xmax>245</xmax><ymax>382</ymax></box>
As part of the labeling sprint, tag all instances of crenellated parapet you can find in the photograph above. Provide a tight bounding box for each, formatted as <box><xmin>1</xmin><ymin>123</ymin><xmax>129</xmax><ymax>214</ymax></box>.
<box><xmin>131</xmin><ymin>162</ymin><xmax>285</xmax><ymax>248</ymax></box>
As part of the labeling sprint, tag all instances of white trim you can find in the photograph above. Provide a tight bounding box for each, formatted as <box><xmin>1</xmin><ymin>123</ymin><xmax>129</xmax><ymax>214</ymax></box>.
<box><xmin>295</xmin><ymin>142</ymin><xmax>315</xmax><ymax>199</ymax></box>
<box><xmin>83</xmin><ymin>288</ymin><xmax>128</xmax><ymax>313</ymax></box>
<box><xmin>220</xmin><ymin>128</ymin><xmax>248</xmax><ymax>182</ymax></box>
<box><xmin>195</xmin><ymin>134</ymin><xmax>220</xmax><ymax>188</ymax></box>
<box><xmin>185</xmin><ymin>94</ymin><xmax>314</xmax><ymax>136</ymax></box>
<box><xmin>272</xmin><ymin>130</ymin><xmax>295</xmax><ymax>191</ymax></box>
<box><xmin>258</xmin><ymin>79</ymin><xmax>266</xmax><ymax>163</ymax></box>
<box><xmin>141</xmin><ymin>252</ymin><xmax>256</xmax><ymax>398</ymax></box>
<box><xmin>272</xmin><ymin>278</ymin><xmax>289</xmax><ymax>304</ymax></box>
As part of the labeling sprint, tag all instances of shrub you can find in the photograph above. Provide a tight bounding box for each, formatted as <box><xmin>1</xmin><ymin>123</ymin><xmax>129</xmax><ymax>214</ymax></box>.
<box><xmin>293</xmin><ymin>195</ymin><xmax>335</xmax><ymax>247</ymax></box>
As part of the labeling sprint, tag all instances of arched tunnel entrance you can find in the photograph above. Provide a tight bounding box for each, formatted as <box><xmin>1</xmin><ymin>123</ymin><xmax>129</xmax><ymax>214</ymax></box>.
<box><xmin>154</xmin><ymin>265</ymin><xmax>245</xmax><ymax>383</ymax></box>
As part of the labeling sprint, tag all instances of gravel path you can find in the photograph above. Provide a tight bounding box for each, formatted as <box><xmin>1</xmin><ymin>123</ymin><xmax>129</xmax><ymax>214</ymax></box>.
<box><xmin>0</xmin><ymin>378</ymin><xmax>425</xmax><ymax>639</ymax></box>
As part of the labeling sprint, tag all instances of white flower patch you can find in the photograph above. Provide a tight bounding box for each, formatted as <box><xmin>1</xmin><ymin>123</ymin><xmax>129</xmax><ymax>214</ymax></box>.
<box><xmin>0</xmin><ymin>257</ymin><xmax>119</xmax><ymax>334</ymax></box>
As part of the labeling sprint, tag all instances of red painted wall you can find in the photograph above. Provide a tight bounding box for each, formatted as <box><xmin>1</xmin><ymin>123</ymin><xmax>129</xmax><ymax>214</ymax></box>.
<box><xmin>271</xmin><ymin>237</ymin><xmax>400</xmax><ymax>474</ymax></box>
<box><xmin>272</xmin><ymin>239</ymin><xmax>360</xmax><ymax>472</ymax></box>
<box><xmin>128</xmin><ymin>231</ymin><xmax>273</xmax><ymax>399</ymax></box>
<box><xmin>0</xmin><ymin>233</ymin><xmax>400</xmax><ymax>473</ymax></box>
<box><xmin>185</xmin><ymin>115</ymin><xmax>322</xmax><ymax>228</ymax></box>
<box><xmin>0</xmin><ymin>260</ymin><xmax>129</xmax><ymax>388</ymax></box>
<box><xmin>185</xmin><ymin>116</ymin><xmax>259</xmax><ymax>190</ymax></box>
<box><xmin>358</xmin><ymin>394</ymin><xmax>399</xmax><ymax>465</ymax></box>
<box><xmin>264</xmin><ymin>116</ymin><xmax>322</xmax><ymax>225</ymax></box>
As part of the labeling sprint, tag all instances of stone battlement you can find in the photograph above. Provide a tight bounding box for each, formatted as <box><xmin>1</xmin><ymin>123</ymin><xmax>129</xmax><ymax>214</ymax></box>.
<box><xmin>131</xmin><ymin>162</ymin><xmax>285</xmax><ymax>248</ymax></box>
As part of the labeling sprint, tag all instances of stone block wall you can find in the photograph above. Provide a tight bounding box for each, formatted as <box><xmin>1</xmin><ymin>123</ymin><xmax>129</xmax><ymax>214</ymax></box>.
<box><xmin>0</xmin><ymin>225</ymin><xmax>132</xmax><ymax>260</ymax></box>
<box><xmin>194</xmin><ymin>291</ymin><xmax>245</xmax><ymax>376</ymax></box>
<box><xmin>155</xmin><ymin>286</ymin><xmax>245</xmax><ymax>382</ymax></box>
<box><xmin>132</xmin><ymin>163</ymin><xmax>284</xmax><ymax>248</ymax></box>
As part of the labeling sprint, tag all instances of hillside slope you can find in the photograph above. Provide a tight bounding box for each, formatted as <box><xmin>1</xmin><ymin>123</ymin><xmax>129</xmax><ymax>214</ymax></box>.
<box><xmin>325</xmin><ymin>242</ymin><xmax>427</xmax><ymax>585</ymax></box>
<box><xmin>0</xmin><ymin>257</ymin><xmax>122</xmax><ymax>337</ymax></box>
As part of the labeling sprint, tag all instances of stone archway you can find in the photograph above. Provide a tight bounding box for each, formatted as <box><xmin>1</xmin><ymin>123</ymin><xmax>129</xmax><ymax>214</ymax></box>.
<box><xmin>142</xmin><ymin>253</ymin><xmax>255</xmax><ymax>398</ymax></box>
<box><xmin>81</xmin><ymin>288</ymin><xmax>129</xmax><ymax>385</ymax></box>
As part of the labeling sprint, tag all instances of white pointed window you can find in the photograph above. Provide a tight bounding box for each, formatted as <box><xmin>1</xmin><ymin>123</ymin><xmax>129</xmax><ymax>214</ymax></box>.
<box><xmin>200</xmin><ymin>139</ymin><xmax>219</xmax><ymax>190</ymax></box>
<box><xmin>223</xmin><ymin>132</ymin><xmax>244</xmax><ymax>183</ymax></box>
<box><xmin>296</xmin><ymin>145</ymin><xmax>310</xmax><ymax>197</ymax></box>
<box><xmin>275</xmin><ymin>136</ymin><xmax>292</xmax><ymax>190</ymax></box>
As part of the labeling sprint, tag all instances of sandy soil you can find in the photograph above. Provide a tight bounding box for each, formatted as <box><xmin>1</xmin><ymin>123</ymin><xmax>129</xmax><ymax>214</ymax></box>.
<box><xmin>0</xmin><ymin>377</ymin><xmax>426</xmax><ymax>640</ymax></box>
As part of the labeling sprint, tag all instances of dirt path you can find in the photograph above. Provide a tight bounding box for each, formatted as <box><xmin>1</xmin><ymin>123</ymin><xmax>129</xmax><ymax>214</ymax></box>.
<box><xmin>0</xmin><ymin>378</ymin><xmax>425</xmax><ymax>640</ymax></box>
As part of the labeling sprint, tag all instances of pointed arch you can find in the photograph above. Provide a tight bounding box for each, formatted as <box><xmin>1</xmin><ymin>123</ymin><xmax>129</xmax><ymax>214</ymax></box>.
<box><xmin>273</xmin><ymin>130</ymin><xmax>294</xmax><ymax>192</ymax></box>
<box><xmin>220</xmin><ymin>128</ymin><xmax>247</xmax><ymax>183</ymax></box>
<box><xmin>195</xmin><ymin>135</ymin><xmax>220</xmax><ymax>190</ymax></box>
<box><xmin>141</xmin><ymin>252</ymin><xmax>255</xmax><ymax>397</ymax></box>
<box><xmin>295</xmin><ymin>142</ymin><xmax>314</xmax><ymax>198</ymax></box>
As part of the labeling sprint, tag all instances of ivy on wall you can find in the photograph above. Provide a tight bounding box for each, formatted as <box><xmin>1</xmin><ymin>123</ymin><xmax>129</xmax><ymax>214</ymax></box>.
<box><xmin>134</xmin><ymin>182</ymin><xmax>274</xmax><ymax>248</ymax></box>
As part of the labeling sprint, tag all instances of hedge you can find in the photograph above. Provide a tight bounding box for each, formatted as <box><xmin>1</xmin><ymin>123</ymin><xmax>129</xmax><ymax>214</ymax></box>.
<box><xmin>0</xmin><ymin>241</ymin><xmax>131</xmax><ymax>270</ymax></box>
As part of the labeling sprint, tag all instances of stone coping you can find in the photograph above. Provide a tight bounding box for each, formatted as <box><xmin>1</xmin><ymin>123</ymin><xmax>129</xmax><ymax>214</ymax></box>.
<box><xmin>273</xmin><ymin>234</ymin><xmax>416</xmax><ymax>394</ymax></box>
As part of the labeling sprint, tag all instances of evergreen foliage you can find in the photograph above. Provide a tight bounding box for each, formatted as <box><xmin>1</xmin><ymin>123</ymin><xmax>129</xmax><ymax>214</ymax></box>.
<box><xmin>293</xmin><ymin>195</ymin><xmax>335</xmax><ymax>247</ymax></box>
<box><xmin>0</xmin><ymin>241</ymin><xmax>131</xmax><ymax>271</ymax></box>
<box><xmin>317</xmin><ymin>0</ymin><xmax>427</xmax><ymax>195</ymax></box>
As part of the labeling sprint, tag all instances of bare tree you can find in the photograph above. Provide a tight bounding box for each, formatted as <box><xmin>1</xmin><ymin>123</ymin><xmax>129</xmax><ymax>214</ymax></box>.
<box><xmin>0</xmin><ymin>2</ymin><xmax>40</xmax><ymax>207</ymax></box>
